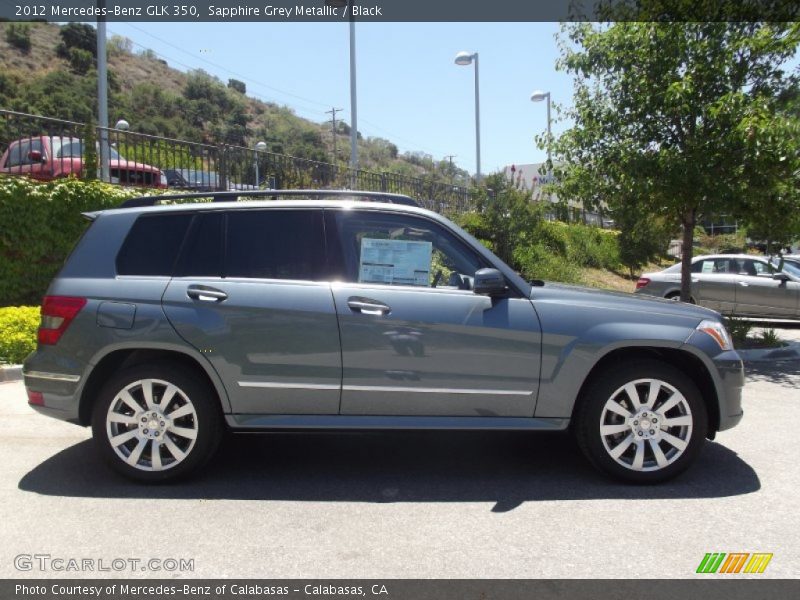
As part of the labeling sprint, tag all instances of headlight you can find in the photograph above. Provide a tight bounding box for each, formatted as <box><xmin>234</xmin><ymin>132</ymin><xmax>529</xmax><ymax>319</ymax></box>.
<box><xmin>697</xmin><ymin>319</ymin><xmax>734</xmax><ymax>351</ymax></box>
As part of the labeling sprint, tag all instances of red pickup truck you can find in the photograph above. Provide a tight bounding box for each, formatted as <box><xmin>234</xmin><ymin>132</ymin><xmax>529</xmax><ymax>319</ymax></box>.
<box><xmin>0</xmin><ymin>135</ymin><xmax>167</xmax><ymax>188</ymax></box>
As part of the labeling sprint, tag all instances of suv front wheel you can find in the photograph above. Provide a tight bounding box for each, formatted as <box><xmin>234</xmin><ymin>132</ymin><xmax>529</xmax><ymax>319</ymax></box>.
<box><xmin>91</xmin><ymin>363</ymin><xmax>223</xmax><ymax>482</ymax></box>
<box><xmin>575</xmin><ymin>360</ymin><xmax>708</xmax><ymax>483</ymax></box>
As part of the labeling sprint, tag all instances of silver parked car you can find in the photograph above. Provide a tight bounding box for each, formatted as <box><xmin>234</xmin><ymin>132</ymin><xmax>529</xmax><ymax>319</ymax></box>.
<box><xmin>23</xmin><ymin>191</ymin><xmax>744</xmax><ymax>484</ymax></box>
<box><xmin>636</xmin><ymin>254</ymin><xmax>800</xmax><ymax>319</ymax></box>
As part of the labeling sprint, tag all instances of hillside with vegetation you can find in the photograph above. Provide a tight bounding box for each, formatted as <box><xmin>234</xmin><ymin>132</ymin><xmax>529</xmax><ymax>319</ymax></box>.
<box><xmin>0</xmin><ymin>21</ymin><xmax>470</xmax><ymax>182</ymax></box>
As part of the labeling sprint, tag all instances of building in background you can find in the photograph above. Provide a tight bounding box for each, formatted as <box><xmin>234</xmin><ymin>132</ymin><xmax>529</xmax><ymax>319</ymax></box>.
<box><xmin>503</xmin><ymin>162</ymin><xmax>610</xmax><ymax>227</ymax></box>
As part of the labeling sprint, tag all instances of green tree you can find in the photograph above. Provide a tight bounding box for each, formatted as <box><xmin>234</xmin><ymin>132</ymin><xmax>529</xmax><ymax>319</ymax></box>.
<box><xmin>551</xmin><ymin>21</ymin><xmax>800</xmax><ymax>301</ymax></box>
<box><xmin>56</xmin><ymin>23</ymin><xmax>96</xmax><ymax>59</ymax></box>
<box><xmin>228</xmin><ymin>78</ymin><xmax>246</xmax><ymax>94</ymax></box>
<box><xmin>734</xmin><ymin>91</ymin><xmax>800</xmax><ymax>254</ymax></box>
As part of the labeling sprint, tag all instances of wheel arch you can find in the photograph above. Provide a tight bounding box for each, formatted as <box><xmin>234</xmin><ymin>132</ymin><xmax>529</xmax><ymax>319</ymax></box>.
<box><xmin>569</xmin><ymin>346</ymin><xmax>720</xmax><ymax>437</ymax></box>
<box><xmin>78</xmin><ymin>346</ymin><xmax>230</xmax><ymax>426</ymax></box>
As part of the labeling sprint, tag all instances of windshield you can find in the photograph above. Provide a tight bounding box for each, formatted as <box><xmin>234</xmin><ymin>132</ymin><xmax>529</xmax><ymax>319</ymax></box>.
<box><xmin>180</xmin><ymin>169</ymin><xmax>219</xmax><ymax>184</ymax></box>
<box><xmin>52</xmin><ymin>138</ymin><xmax>122</xmax><ymax>160</ymax></box>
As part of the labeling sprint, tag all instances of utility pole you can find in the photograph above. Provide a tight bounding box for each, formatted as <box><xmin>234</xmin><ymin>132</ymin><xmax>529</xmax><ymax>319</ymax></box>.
<box><xmin>444</xmin><ymin>155</ymin><xmax>457</xmax><ymax>181</ymax></box>
<box><xmin>326</xmin><ymin>107</ymin><xmax>343</xmax><ymax>162</ymax></box>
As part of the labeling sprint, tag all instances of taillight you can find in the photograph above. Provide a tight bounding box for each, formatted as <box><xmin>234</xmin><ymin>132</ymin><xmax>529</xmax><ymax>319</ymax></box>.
<box><xmin>635</xmin><ymin>277</ymin><xmax>650</xmax><ymax>289</ymax></box>
<box><xmin>38</xmin><ymin>296</ymin><xmax>87</xmax><ymax>345</ymax></box>
<box><xmin>27</xmin><ymin>390</ymin><xmax>44</xmax><ymax>406</ymax></box>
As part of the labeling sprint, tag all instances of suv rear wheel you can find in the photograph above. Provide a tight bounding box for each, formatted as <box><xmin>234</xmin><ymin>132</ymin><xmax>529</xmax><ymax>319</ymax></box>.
<box><xmin>575</xmin><ymin>360</ymin><xmax>708</xmax><ymax>483</ymax></box>
<box><xmin>91</xmin><ymin>363</ymin><xmax>223</xmax><ymax>482</ymax></box>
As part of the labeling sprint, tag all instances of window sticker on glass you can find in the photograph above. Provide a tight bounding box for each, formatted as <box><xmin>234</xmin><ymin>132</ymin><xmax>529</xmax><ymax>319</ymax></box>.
<box><xmin>702</xmin><ymin>261</ymin><xmax>715</xmax><ymax>273</ymax></box>
<box><xmin>359</xmin><ymin>238</ymin><xmax>432</xmax><ymax>286</ymax></box>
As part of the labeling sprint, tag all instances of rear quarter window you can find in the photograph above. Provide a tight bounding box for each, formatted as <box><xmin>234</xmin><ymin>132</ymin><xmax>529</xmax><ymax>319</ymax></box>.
<box><xmin>116</xmin><ymin>213</ymin><xmax>193</xmax><ymax>276</ymax></box>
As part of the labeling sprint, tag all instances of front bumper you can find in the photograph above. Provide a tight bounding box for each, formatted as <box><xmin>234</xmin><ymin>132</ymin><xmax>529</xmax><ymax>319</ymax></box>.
<box><xmin>712</xmin><ymin>350</ymin><xmax>745</xmax><ymax>431</ymax></box>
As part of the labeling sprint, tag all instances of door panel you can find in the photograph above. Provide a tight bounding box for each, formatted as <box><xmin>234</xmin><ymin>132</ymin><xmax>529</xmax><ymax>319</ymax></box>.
<box><xmin>324</xmin><ymin>208</ymin><xmax>541</xmax><ymax>417</ymax></box>
<box><xmin>734</xmin><ymin>275</ymin><xmax>799</xmax><ymax>318</ymax></box>
<box><xmin>163</xmin><ymin>279</ymin><xmax>342</xmax><ymax>414</ymax></box>
<box><xmin>162</xmin><ymin>208</ymin><xmax>342</xmax><ymax>415</ymax></box>
<box><xmin>332</xmin><ymin>285</ymin><xmax>541</xmax><ymax>416</ymax></box>
<box><xmin>692</xmin><ymin>259</ymin><xmax>738</xmax><ymax>313</ymax></box>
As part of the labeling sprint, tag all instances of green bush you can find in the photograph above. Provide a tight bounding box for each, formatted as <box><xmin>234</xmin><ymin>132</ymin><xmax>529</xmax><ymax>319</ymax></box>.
<box><xmin>513</xmin><ymin>243</ymin><xmax>583</xmax><ymax>283</ymax></box>
<box><xmin>5</xmin><ymin>23</ymin><xmax>31</xmax><ymax>53</ymax></box>
<box><xmin>0</xmin><ymin>177</ymin><xmax>156</xmax><ymax>306</ymax></box>
<box><xmin>0</xmin><ymin>306</ymin><xmax>39</xmax><ymax>364</ymax></box>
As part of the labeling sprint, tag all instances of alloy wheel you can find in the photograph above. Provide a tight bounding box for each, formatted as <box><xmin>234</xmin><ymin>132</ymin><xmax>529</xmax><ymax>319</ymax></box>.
<box><xmin>105</xmin><ymin>378</ymin><xmax>198</xmax><ymax>471</ymax></box>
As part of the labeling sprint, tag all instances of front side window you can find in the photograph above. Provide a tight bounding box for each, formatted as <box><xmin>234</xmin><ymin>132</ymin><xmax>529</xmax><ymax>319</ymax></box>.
<box><xmin>225</xmin><ymin>209</ymin><xmax>325</xmax><ymax>280</ymax></box>
<box><xmin>739</xmin><ymin>259</ymin><xmax>773</xmax><ymax>277</ymax></box>
<box><xmin>329</xmin><ymin>211</ymin><xmax>485</xmax><ymax>290</ymax></box>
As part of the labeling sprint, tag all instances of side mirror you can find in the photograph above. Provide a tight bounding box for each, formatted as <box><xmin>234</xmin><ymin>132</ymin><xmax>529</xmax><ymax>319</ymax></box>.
<box><xmin>28</xmin><ymin>150</ymin><xmax>43</xmax><ymax>162</ymax></box>
<box><xmin>473</xmin><ymin>268</ymin><xmax>507</xmax><ymax>296</ymax></box>
<box><xmin>773</xmin><ymin>272</ymin><xmax>790</xmax><ymax>282</ymax></box>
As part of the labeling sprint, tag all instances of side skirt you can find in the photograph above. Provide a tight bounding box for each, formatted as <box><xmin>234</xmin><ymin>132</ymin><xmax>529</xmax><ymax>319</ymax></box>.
<box><xmin>225</xmin><ymin>414</ymin><xmax>569</xmax><ymax>431</ymax></box>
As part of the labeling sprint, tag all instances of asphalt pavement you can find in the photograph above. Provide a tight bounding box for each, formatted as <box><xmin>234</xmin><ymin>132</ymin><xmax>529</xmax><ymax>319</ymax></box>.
<box><xmin>1</xmin><ymin>346</ymin><xmax>798</xmax><ymax>579</ymax></box>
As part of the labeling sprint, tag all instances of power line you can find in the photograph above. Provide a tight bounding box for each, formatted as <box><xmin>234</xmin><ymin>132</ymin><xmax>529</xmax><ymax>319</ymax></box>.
<box><xmin>106</xmin><ymin>26</ymin><xmax>451</xmax><ymax>161</ymax></box>
<box><xmin>120</xmin><ymin>23</ymin><xmax>331</xmax><ymax>112</ymax></box>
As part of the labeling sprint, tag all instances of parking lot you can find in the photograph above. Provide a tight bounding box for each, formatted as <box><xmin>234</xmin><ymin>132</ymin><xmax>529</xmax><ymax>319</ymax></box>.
<box><xmin>1</xmin><ymin>334</ymin><xmax>799</xmax><ymax>579</ymax></box>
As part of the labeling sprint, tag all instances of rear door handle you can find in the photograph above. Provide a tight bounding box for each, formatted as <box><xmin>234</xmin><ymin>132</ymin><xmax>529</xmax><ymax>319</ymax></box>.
<box><xmin>347</xmin><ymin>297</ymin><xmax>391</xmax><ymax>316</ymax></box>
<box><xmin>187</xmin><ymin>285</ymin><xmax>228</xmax><ymax>302</ymax></box>
<box><xmin>738</xmin><ymin>282</ymin><xmax>749</xmax><ymax>287</ymax></box>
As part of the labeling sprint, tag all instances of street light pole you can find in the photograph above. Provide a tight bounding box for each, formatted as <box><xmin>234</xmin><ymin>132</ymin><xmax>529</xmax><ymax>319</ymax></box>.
<box><xmin>254</xmin><ymin>141</ymin><xmax>267</xmax><ymax>188</ymax></box>
<box><xmin>530</xmin><ymin>90</ymin><xmax>552</xmax><ymax>165</ymax></box>
<box><xmin>97</xmin><ymin>0</ymin><xmax>109</xmax><ymax>181</ymax></box>
<box><xmin>348</xmin><ymin>13</ymin><xmax>358</xmax><ymax>171</ymax></box>
<box><xmin>455</xmin><ymin>51</ymin><xmax>481</xmax><ymax>182</ymax></box>
<box><xmin>326</xmin><ymin>1</ymin><xmax>358</xmax><ymax>172</ymax></box>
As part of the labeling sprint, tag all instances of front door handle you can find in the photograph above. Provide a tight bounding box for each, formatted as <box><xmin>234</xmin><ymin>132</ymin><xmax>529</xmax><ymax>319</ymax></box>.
<box><xmin>187</xmin><ymin>285</ymin><xmax>228</xmax><ymax>302</ymax></box>
<box><xmin>347</xmin><ymin>297</ymin><xmax>391</xmax><ymax>316</ymax></box>
<box><xmin>738</xmin><ymin>281</ymin><xmax>750</xmax><ymax>287</ymax></box>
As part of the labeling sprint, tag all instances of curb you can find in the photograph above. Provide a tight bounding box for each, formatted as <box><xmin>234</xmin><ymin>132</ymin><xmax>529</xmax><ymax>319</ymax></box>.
<box><xmin>0</xmin><ymin>365</ymin><xmax>23</xmax><ymax>383</ymax></box>
<box><xmin>738</xmin><ymin>342</ymin><xmax>800</xmax><ymax>363</ymax></box>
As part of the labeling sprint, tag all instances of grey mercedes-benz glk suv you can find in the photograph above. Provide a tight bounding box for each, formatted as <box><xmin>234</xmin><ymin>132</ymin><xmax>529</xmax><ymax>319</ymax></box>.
<box><xmin>23</xmin><ymin>191</ymin><xmax>744</xmax><ymax>483</ymax></box>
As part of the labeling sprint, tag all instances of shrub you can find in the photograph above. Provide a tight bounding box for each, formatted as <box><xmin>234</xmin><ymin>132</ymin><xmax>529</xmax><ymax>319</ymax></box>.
<box><xmin>725</xmin><ymin>317</ymin><xmax>752</xmax><ymax>346</ymax></box>
<box><xmin>513</xmin><ymin>243</ymin><xmax>582</xmax><ymax>283</ymax></box>
<box><xmin>0</xmin><ymin>177</ymin><xmax>155</xmax><ymax>305</ymax></box>
<box><xmin>5</xmin><ymin>23</ymin><xmax>31</xmax><ymax>53</ymax></box>
<box><xmin>455</xmin><ymin>176</ymin><xmax>622</xmax><ymax>285</ymax></box>
<box><xmin>0</xmin><ymin>306</ymin><xmax>39</xmax><ymax>364</ymax></box>
<box><xmin>67</xmin><ymin>47</ymin><xmax>94</xmax><ymax>75</ymax></box>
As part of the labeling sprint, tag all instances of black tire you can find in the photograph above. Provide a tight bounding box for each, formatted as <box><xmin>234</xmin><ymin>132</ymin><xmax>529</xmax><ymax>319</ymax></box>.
<box><xmin>665</xmin><ymin>291</ymin><xmax>695</xmax><ymax>304</ymax></box>
<box><xmin>574</xmin><ymin>360</ymin><xmax>708</xmax><ymax>484</ymax></box>
<box><xmin>91</xmin><ymin>362</ymin><xmax>223</xmax><ymax>482</ymax></box>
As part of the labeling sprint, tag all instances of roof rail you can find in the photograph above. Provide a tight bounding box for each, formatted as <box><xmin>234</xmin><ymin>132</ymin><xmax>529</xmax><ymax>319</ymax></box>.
<box><xmin>119</xmin><ymin>189</ymin><xmax>419</xmax><ymax>209</ymax></box>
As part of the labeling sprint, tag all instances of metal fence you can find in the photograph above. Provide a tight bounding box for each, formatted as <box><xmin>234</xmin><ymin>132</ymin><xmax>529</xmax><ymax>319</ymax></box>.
<box><xmin>0</xmin><ymin>109</ymin><xmax>477</xmax><ymax>214</ymax></box>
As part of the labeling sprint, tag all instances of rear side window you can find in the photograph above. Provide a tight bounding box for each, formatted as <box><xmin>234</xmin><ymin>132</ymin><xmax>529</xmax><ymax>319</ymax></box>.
<box><xmin>225</xmin><ymin>210</ymin><xmax>325</xmax><ymax>280</ymax></box>
<box><xmin>176</xmin><ymin>212</ymin><xmax>224</xmax><ymax>277</ymax></box>
<box><xmin>116</xmin><ymin>213</ymin><xmax>193</xmax><ymax>276</ymax></box>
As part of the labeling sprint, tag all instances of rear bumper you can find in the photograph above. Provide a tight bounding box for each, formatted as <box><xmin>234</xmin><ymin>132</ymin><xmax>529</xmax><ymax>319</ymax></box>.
<box><xmin>22</xmin><ymin>358</ymin><xmax>85</xmax><ymax>424</ymax></box>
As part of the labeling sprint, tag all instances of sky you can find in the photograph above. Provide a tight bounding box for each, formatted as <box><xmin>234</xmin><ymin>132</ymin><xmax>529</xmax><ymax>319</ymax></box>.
<box><xmin>106</xmin><ymin>22</ymin><xmax>574</xmax><ymax>176</ymax></box>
